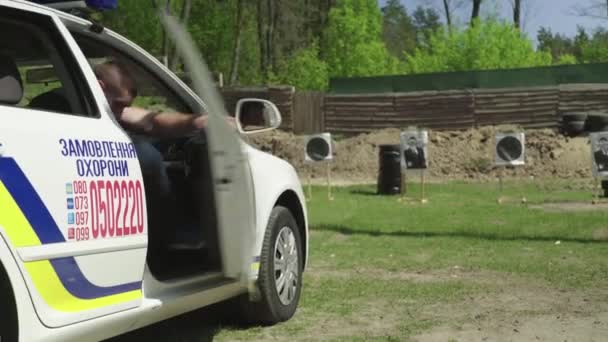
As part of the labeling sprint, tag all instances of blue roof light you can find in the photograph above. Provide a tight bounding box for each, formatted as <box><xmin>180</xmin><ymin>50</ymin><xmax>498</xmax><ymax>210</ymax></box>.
<box><xmin>85</xmin><ymin>0</ymin><xmax>118</xmax><ymax>10</ymax></box>
<box><xmin>29</xmin><ymin>0</ymin><xmax>118</xmax><ymax>10</ymax></box>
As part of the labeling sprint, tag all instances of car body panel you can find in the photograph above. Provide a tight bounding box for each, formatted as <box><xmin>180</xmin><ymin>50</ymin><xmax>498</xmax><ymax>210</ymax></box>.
<box><xmin>0</xmin><ymin>1</ymin><xmax>308</xmax><ymax>340</ymax></box>
<box><xmin>244</xmin><ymin>145</ymin><xmax>309</xmax><ymax>275</ymax></box>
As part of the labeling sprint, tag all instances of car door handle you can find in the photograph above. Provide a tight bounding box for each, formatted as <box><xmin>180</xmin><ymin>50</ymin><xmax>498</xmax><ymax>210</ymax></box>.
<box><xmin>218</xmin><ymin>178</ymin><xmax>232</xmax><ymax>185</ymax></box>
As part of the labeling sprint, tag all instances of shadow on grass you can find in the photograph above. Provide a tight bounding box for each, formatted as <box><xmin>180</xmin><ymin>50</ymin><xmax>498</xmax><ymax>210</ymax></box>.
<box><xmin>105</xmin><ymin>301</ymin><xmax>259</xmax><ymax>342</ymax></box>
<box><xmin>314</xmin><ymin>224</ymin><xmax>607</xmax><ymax>244</ymax></box>
<box><xmin>349</xmin><ymin>189</ymin><xmax>408</xmax><ymax>197</ymax></box>
<box><xmin>349</xmin><ymin>189</ymin><xmax>382</xmax><ymax>196</ymax></box>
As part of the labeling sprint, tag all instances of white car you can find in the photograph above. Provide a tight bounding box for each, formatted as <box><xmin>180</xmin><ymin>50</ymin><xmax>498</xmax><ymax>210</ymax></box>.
<box><xmin>0</xmin><ymin>1</ymin><xmax>308</xmax><ymax>341</ymax></box>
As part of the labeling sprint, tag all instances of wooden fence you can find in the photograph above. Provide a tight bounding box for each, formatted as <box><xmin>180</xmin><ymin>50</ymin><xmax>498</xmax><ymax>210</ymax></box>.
<box><xmin>292</xmin><ymin>91</ymin><xmax>325</xmax><ymax>134</ymax></box>
<box><xmin>473</xmin><ymin>87</ymin><xmax>559</xmax><ymax>129</ymax></box>
<box><xmin>323</xmin><ymin>84</ymin><xmax>608</xmax><ymax>134</ymax></box>
<box><xmin>325</xmin><ymin>90</ymin><xmax>475</xmax><ymax>133</ymax></box>
<box><xmin>558</xmin><ymin>84</ymin><xmax>608</xmax><ymax>115</ymax></box>
<box><xmin>222</xmin><ymin>84</ymin><xmax>608</xmax><ymax>134</ymax></box>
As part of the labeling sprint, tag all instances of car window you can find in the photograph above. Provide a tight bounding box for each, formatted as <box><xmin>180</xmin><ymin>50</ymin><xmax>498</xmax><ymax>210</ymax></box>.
<box><xmin>71</xmin><ymin>33</ymin><xmax>192</xmax><ymax>114</ymax></box>
<box><xmin>0</xmin><ymin>10</ymin><xmax>95</xmax><ymax>117</ymax></box>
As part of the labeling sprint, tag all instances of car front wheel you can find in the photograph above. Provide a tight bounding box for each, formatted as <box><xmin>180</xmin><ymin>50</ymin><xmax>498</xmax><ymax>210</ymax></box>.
<box><xmin>240</xmin><ymin>205</ymin><xmax>303</xmax><ymax>324</ymax></box>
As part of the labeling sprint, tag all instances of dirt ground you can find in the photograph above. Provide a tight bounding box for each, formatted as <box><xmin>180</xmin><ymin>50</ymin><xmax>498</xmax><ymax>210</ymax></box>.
<box><xmin>409</xmin><ymin>269</ymin><xmax>608</xmax><ymax>342</ymax></box>
<box><xmin>303</xmin><ymin>267</ymin><xmax>608</xmax><ymax>342</ymax></box>
<box><xmin>246</xmin><ymin>126</ymin><xmax>594</xmax><ymax>184</ymax></box>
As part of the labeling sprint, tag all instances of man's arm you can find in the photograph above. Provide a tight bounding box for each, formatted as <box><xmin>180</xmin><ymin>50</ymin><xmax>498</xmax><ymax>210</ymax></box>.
<box><xmin>147</xmin><ymin>110</ymin><xmax>208</xmax><ymax>137</ymax></box>
<box><xmin>120</xmin><ymin>106</ymin><xmax>234</xmax><ymax>137</ymax></box>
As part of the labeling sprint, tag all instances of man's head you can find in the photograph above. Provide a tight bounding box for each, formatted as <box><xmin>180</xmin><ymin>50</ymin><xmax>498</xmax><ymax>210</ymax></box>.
<box><xmin>407</xmin><ymin>136</ymin><xmax>418</xmax><ymax>149</ymax></box>
<box><xmin>94</xmin><ymin>60</ymin><xmax>138</xmax><ymax>117</ymax></box>
<box><xmin>599</xmin><ymin>137</ymin><xmax>608</xmax><ymax>152</ymax></box>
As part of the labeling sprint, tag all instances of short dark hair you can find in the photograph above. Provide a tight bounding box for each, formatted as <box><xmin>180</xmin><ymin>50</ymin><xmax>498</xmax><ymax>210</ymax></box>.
<box><xmin>94</xmin><ymin>60</ymin><xmax>138</xmax><ymax>97</ymax></box>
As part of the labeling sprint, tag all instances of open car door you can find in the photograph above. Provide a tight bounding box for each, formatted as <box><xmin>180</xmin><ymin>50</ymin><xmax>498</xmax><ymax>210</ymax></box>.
<box><xmin>159</xmin><ymin>12</ymin><xmax>255</xmax><ymax>287</ymax></box>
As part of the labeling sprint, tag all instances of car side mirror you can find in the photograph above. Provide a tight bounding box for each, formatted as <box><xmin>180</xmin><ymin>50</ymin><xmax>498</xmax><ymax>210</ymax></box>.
<box><xmin>235</xmin><ymin>98</ymin><xmax>282</xmax><ymax>134</ymax></box>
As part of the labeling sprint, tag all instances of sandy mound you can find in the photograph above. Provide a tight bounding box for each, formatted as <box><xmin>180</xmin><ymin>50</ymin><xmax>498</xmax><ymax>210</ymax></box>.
<box><xmin>245</xmin><ymin>126</ymin><xmax>593</xmax><ymax>183</ymax></box>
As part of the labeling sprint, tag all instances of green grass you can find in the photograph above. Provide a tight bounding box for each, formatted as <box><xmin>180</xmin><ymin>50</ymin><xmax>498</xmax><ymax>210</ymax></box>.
<box><xmin>309</xmin><ymin>181</ymin><xmax>608</xmax><ymax>287</ymax></box>
<box><xmin>108</xmin><ymin>180</ymin><xmax>607</xmax><ymax>341</ymax></box>
<box><xmin>215</xmin><ymin>181</ymin><xmax>608</xmax><ymax>341</ymax></box>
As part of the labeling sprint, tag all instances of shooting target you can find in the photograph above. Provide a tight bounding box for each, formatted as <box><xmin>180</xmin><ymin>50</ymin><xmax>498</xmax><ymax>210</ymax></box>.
<box><xmin>305</xmin><ymin>133</ymin><xmax>333</xmax><ymax>162</ymax></box>
<box><xmin>400</xmin><ymin>130</ymin><xmax>428</xmax><ymax>170</ymax></box>
<box><xmin>495</xmin><ymin>132</ymin><xmax>525</xmax><ymax>166</ymax></box>
<box><xmin>590</xmin><ymin>132</ymin><xmax>608</xmax><ymax>177</ymax></box>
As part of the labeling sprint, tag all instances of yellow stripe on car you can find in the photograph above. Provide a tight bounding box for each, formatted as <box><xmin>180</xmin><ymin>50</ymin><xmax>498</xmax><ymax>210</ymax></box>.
<box><xmin>0</xmin><ymin>181</ymin><xmax>42</xmax><ymax>247</ymax></box>
<box><xmin>0</xmin><ymin>180</ymin><xmax>141</xmax><ymax>312</ymax></box>
<box><xmin>24</xmin><ymin>260</ymin><xmax>141</xmax><ymax>312</ymax></box>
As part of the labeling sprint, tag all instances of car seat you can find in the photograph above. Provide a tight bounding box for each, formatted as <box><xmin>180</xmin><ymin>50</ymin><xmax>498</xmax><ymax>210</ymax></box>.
<box><xmin>28</xmin><ymin>87</ymin><xmax>72</xmax><ymax>114</ymax></box>
<box><xmin>0</xmin><ymin>55</ymin><xmax>23</xmax><ymax>105</ymax></box>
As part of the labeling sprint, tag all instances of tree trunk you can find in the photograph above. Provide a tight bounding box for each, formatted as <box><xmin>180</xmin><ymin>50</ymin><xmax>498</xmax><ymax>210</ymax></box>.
<box><xmin>161</xmin><ymin>0</ymin><xmax>172</xmax><ymax>66</ymax></box>
<box><xmin>513</xmin><ymin>0</ymin><xmax>521</xmax><ymax>29</ymax></box>
<box><xmin>471</xmin><ymin>0</ymin><xmax>482</xmax><ymax>24</ymax></box>
<box><xmin>304</xmin><ymin>0</ymin><xmax>310</xmax><ymax>41</ymax></box>
<box><xmin>257</xmin><ymin>0</ymin><xmax>267</xmax><ymax>78</ymax></box>
<box><xmin>169</xmin><ymin>0</ymin><xmax>192</xmax><ymax>71</ymax></box>
<box><xmin>269</xmin><ymin>0</ymin><xmax>279</xmax><ymax>71</ymax></box>
<box><xmin>443</xmin><ymin>0</ymin><xmax>452</xmax><ymax>31</ymax></box>
<box><xmin>266</xmin><ymin>0</ymin><xmax>275</xmax><ymax>74</ymax></box>
<box><xmin>229</xmin><ymin>0</ymin><xmax>245</xmax><ymax>85</ymax></box>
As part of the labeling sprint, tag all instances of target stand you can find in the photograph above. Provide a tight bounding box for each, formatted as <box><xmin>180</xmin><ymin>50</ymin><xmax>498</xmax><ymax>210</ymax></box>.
<box><xmin>591</xmin><ymin>177</ymin><xmax>605</xmax><ymax>205</ymax></box>
<box><xmin>495</xmin><ymin>132</ymin><xmax>527</xmax><ymax>205</ymax></box>
<box><xmin>304</xmin><ymin>133</ymin><xmax>334</xmax><ymax>201</ymax></box>
<box><xmin>398</xmin><ymin>129</ymin><xmax>430</xmax><ymax>204</ymax></box>
<box><xmin>590</xmin><ymin>132</ymin><xmax>608</xmax><ymax>205</ymax></box>
<box><xmin>398</xmin><ymin>170</ymin><xmax>428</xmax><ymax>204</ymax></box>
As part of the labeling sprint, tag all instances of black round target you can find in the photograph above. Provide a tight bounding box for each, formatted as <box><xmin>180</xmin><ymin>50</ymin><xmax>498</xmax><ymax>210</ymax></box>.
<box><xmin>496</xmin><ymin>136</ymin><xmax>523</xmax><ymax>162</ymax></box>
<box><xmin>306</xmin><ymin>137</ymin><xmax>330</xmax><ymax>161</ymax></box>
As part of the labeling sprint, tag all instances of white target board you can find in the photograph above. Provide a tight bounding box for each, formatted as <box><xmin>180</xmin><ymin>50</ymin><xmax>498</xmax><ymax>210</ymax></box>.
<box><xmin>495</xmin><ymin>132</ymin><xmax>525</xmax><ymax>166</ymax></box>
<box><xmin>590</xmin><ymin>132</ymin><xmax>608</xmax><ymax>178</ymax></box>
<box><xmin>305</xmin><ymin>133</ymin><xmax>333</xmax><ymax>162</ymax></box>
<box><xmin>400</xmin><ymin>130</ymin><xmax>428</xmax><ymax>170</ymax></box>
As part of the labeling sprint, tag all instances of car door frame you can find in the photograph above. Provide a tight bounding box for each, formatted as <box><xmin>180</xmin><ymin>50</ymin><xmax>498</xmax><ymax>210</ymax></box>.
<box><xmin>61</xmin><ymin>13</ymin><xmax>257</xmax><ymax>289</ymax></box>
<box><xmin>0</xmin><ymin>3</ymin><xmax>149</xmax><ymax>328</ymax></box>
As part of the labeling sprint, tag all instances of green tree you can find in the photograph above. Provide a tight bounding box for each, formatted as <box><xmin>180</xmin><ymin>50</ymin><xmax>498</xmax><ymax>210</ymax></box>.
<box><xmin>573</xmin><ymin>26</ymin><xmax>590</xmax><ymax>61</ymax></box>
<box><xmin>537</xmin><ymin>27</ymin><xmax>575</xmax><ymax>63</ymax></box>
<box><xmin>557</xmin><ymin>53</ymin><xmax>578</xmax><ymax>65</ymax></box>
<box><xmin>580</xmin><ymin>27</ymin><xmax>608</xmax><ymax>62</ymax></box>
<box><xmin>323</xmin><ymin>0</ymin><xmax>398</xmax><ymax>77</ymax></box>
<box><xmin>381</xmin><ymin>0</ymin><xmax>417</xmax><ymax>59</ymax></box>
<box><xmin>412</xmin><ymin>6</ymin><xmax>442</xmax><ymax>49</ymax></box>
<box><xmin>404</xmin><ymin>19</ymin><xmax>552</xmax><ymax>73</ymax></box>
<box><xmin>99</xmin><ymin>2</ymin><xmax>163</xmax><ymax>56</ymax></box>
<box><xmin>271</xmin><ymin>41</ymin><xmax>329</xmax><ymax>90</ymax></box>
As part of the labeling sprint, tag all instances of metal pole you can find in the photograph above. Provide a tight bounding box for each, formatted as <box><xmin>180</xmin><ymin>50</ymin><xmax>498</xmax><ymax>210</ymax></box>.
<box><xmin>327</xmin><ymin>162</ymin><xmax>333</xmax><ymax>200</ymax></box>
<box><xmin>307</xmin><ymin>168</ymin><xmax>312</xmax><ymax>201</ymax></box>
<box><xmin>499</xmin><ymin>168</ymin><xmax>504</xmax><ymax>193</ymax></box>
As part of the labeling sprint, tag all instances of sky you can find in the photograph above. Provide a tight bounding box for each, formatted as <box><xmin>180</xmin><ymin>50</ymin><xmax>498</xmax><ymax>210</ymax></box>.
<box><xmin>380</xmin><ymin>0</ymin><xmax>608</xmax><ymax>45</ymax></box>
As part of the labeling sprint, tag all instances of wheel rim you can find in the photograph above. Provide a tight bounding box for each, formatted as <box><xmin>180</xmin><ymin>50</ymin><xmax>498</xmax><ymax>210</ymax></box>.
<box><xmin>273</xmin><ymin>226</ymin><xmax>299</xmax><ymax>306</ymax></box>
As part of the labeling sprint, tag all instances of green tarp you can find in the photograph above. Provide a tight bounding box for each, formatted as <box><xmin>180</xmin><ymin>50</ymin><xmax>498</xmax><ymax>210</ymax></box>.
<box><xmin>329</xmin><ymin>63</ymin><xmax>608</xmax><ymax>94</ymax></box>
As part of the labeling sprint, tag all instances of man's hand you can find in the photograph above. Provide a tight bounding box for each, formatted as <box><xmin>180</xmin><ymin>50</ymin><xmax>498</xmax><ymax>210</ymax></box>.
<box><xmin>193</xmin><ymin>115</ymin><xmax>236</xmax><ymax>130</ymax></box>
<box><xmin>193</xmin><ymin>114</ymin><xmax>208</xmax><ymax>130</ymax></box>
<box><xmin>119</xmin><ymin>106</ymin><xmax>157</xmax><ymax>132</ymax></box>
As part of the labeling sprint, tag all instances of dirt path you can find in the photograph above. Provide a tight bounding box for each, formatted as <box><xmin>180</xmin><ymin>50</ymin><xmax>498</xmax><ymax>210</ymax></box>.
<box><xmin>408</xmin><ymin>270</ymin><xmax>608</xmax><ymax>342</ymax></box>
<box><xmin>413</xmin><ymin>312</ymin><xmax>608</xmax><ymax>342</ymax></box>
<box><xmin>302</xmin><ymin>267</ymin><xmax>608</xmax><ymax>342</ymax></box>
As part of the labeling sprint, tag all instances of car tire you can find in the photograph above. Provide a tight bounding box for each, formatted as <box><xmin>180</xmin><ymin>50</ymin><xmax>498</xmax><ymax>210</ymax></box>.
<box><xmin>0</xmin><ymin>265</ymin><xmax>18</xmax><ymax>342</ymax></box>
<box><xmin>239</xmin><ymin>206</ymin><xmax>303</xmax><ymax>325</ymax></box>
